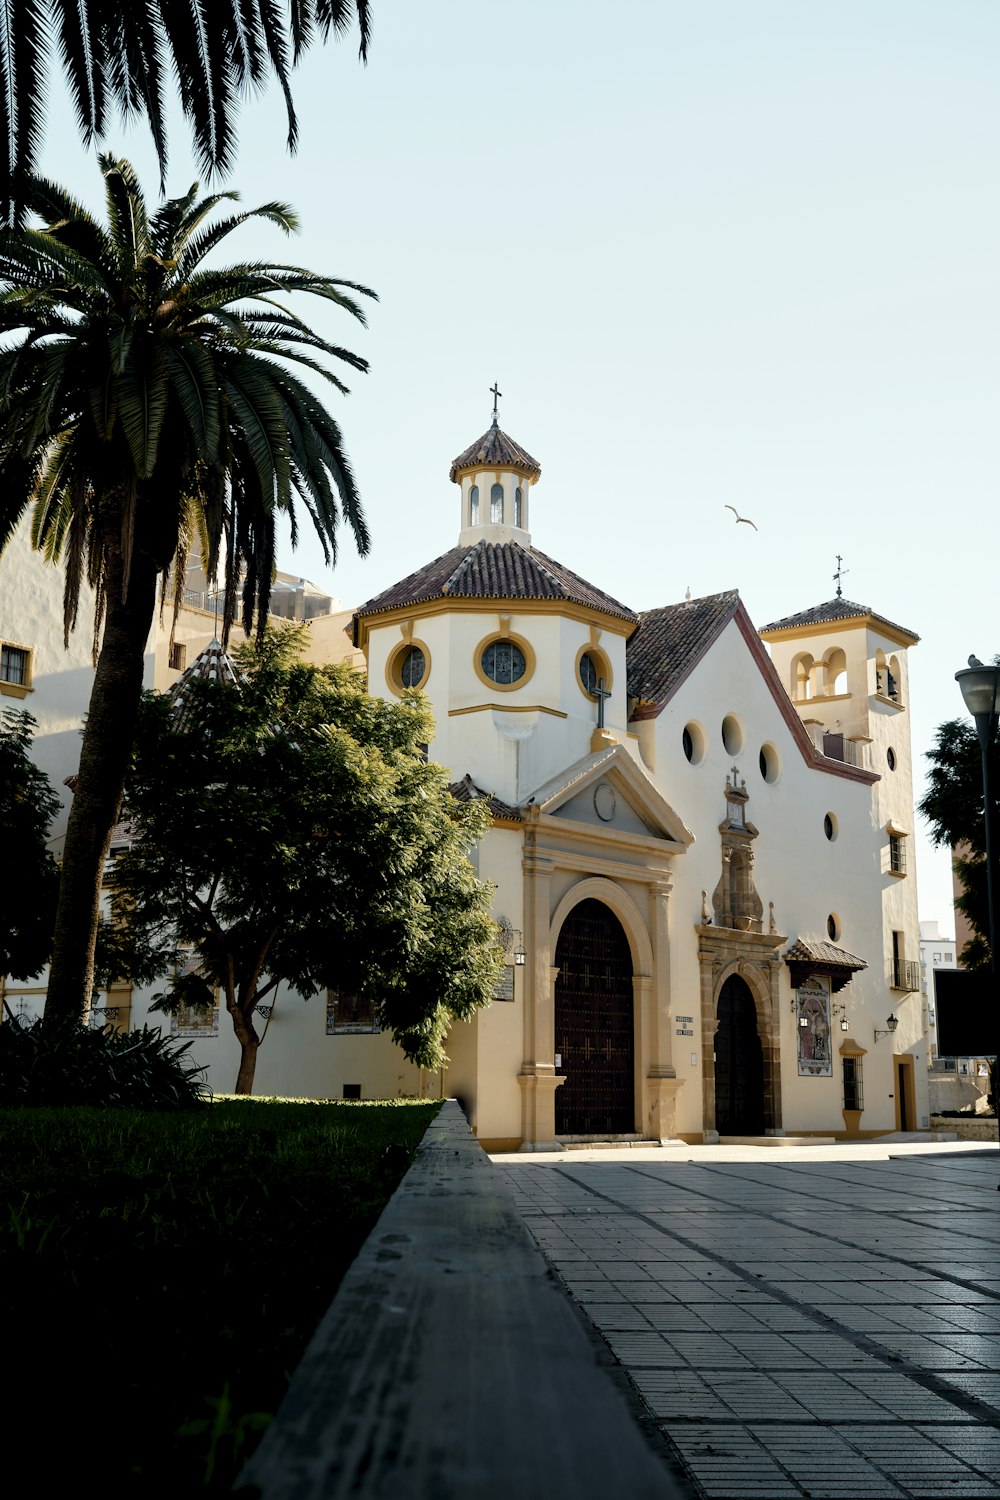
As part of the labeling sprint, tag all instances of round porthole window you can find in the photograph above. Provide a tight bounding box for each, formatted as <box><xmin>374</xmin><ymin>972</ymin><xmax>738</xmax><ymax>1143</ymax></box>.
<box><xmin>682</xmin><ymin>721</ymin><xmax>706</xmax><ymax>765</ymax></box>
<box><xmin>759</xmin><ymin>743</ymin><xmax>780</xmax><ymax>783</ymax></box>
<box><xmin>399</xmin><ymin>646</ymin><xmax>426</xmax><ymax>688</ymax></box>
<box><xmin>722</xmin><ymin>714</ymin><xmax>743</xmax><ymax>755</ymax></box>
<box><xmin>887</xmin><ymin>747</ymin><xmax>896</xmax><ymax>771</ymax></box>
<box><xmin>824</xmin><ymin>813</ymin><xmax>838</xmax><ymax>842</ymax></box>
<box><xmin>387</xmin><ymin>639</ymin><xmax>431</xmax><ymax>694</ymax></box>
<box><xmin>579</xmin><ymin>650</ymin><xmax>610</xmax><ymax>697</ymax></box>
<box><xmin>482</xmin><ymin>639</ymin><xmax>527</xmax><ymax>685</ymax></box>
<box><xmin>827</xmin><ymin>913</ymin><xmax>842</xmax><ymax>942</ymax></box>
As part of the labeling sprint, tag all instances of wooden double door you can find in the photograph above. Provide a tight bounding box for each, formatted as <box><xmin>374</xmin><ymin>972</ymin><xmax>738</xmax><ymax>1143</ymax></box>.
<box><xmin>555</xmin><ymin>899</ymin><xmax>635</xmax><ymax>1136</ymax></box>
<box><xmin>714</xmin><ymin>974</ymin><xmax>765</xmax><ymax>1136</ymax></box>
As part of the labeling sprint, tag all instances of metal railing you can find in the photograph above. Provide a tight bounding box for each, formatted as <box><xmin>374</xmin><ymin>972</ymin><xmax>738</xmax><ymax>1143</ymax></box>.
<box><xmin>888</xmin><ymin>959</ymin><xmax>921</xmax><ymax>992</ymax></box>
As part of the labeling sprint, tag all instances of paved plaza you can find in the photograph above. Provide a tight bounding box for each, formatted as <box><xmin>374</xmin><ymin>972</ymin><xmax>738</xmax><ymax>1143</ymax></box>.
<box><xmin>495</xmin><ymin>1141</ymin><xmax>1000</xmax><ymax>1498</ymax></box>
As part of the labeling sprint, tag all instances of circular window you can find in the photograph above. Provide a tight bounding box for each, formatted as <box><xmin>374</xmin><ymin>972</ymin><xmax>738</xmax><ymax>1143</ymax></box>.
<box><xmin>682</xmin><ymin>721</ymin><xmax>706</xmax><ymax>765</ymax></box>
<box><xmin>474</xmin><ymin>632</ymin><xmax>536</xmax><ymax>691</ymax></box>
<box><xmin>827</xmin><ymin>913</ymin><xmax>842</xmax><ymax>942</ymax></box>
<box><xmin>578</xmin><ymin>649</ymin><xmax>612</xmax><ymax>699</ymax></box>
<box><xmin>483</xmin><ymin>640</ymin><xmax>526</xmax><ymax>684</ymax></box>
<box><xmin>887</xmin><ymin>747</ymin><xmax>896</xmax><ymax>771</ymax></box>
<box><xmin>399</xmin><ymin>646</ymin><xmax>425</xmax><ymax>688</ymax></box>
<box><xmin>722</xmin><ymin>715</ymin><xmax>744</xmax><ymax>756</ymax></box>
<box><xmin>824</xmin><ymin>813</ymin><xmax>838</xmax><ymax>842</ymax></box>
<box><xmin>759</xmin><ymin>743</ymin><xmax>780</xmax><ymax>784</ymax></box>
<box><xmin>386</xmin><ymin>639</ymin><xmax>430</xmax><ymax>694</ymax></box>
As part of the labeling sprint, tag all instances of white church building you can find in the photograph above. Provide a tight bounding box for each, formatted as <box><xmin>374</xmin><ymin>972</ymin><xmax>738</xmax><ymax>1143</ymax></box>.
<box><xmin>0</xmin><ymin>415</ymin><xmax>929</xmax><ymax>1149</ymax></box>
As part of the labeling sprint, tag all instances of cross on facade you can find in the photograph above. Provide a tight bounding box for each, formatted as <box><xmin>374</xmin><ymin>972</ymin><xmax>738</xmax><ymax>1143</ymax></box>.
<box><xmin>833</xmin><ymin>554</ymin><xmax>849</xmax><ymax>598</ymax></box>
<box><xmin>490</xmin><ymin>381</ymin><xmax>502</xmax><ymax>417</ymax></box>
<box><xmin>594</xmin><ymin>676</ymin><xmax>611</xmax><ymax>729</ymax></box>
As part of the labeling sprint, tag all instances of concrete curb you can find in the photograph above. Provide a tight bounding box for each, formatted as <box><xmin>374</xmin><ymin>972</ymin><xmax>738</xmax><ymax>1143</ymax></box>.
<box><xmin>236</xmin><ymin>1100</ymin><xmax>686</xmax><ymax>1498</ymax></box>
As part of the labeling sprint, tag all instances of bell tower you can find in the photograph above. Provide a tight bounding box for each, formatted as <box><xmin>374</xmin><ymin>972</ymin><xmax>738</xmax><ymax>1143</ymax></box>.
<box><xmin>450</xmin><ymin>401</ymin><xmax>541</xmax><ymax>548</ymax></box>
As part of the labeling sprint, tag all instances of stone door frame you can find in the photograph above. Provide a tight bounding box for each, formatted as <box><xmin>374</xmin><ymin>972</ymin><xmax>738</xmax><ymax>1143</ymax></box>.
<box><xmin>696</xmin><ymin>924</ymin><xmax>785</xmax><ymax>1139</ymax></box>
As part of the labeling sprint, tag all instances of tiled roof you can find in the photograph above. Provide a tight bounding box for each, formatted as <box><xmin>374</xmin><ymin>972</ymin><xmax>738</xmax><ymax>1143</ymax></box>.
<box><xmin>785</xmin><ymin>938</ymin><xmax>867</xmax><ymax>970</ymax></box>
<box><xmin>449</xmin><ymin>419</ymin><xmax>541</xmax><ymax>484</ymax></box>
<box><xmin>448</xmin><ymin>774</ymin><xmax>521</xmax><ymax>823</ymax></box>
<box><xmin>354</xmin><ymin>540</ymin><xmax>635</xmax><ymax>623</ymax></box>
<box><xmin>626</xmin><ymin>591</ymin><xmax>740</xmax><ymax>710</ymax></box>
<box><xmin>169</xmin><ymin>638</ymin><xmax>246</xmax><ymax>731</ymax></box>
<box><xmin>760</xmin><ymin>596</ymin><xmax>918</xmax><ymax>642</ymax></box>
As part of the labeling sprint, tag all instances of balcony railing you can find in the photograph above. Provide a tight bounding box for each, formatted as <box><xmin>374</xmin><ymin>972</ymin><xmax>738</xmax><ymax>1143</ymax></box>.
<box><xmin>888</xmin><ymin>959</ymin><xmax>921</xmax><ymax>992</ymax></box>
<box><xmin>821</xmin><ymin>733</ymin><xmax>863</xmax><ymax>767</ymax></box>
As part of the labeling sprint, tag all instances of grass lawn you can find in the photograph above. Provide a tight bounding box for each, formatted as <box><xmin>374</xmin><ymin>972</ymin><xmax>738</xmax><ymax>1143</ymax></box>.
<box><xmin>1</xmin><ymin>1097</ymin><xmax>439</xmax><ymax>1493</ymax></box>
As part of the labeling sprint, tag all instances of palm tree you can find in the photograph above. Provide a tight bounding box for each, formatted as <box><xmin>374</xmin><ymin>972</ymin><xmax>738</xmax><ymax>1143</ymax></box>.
<box><xmin>0</xmin><ymin>1</ymin><xmax>371</xmax><ymax>226</ymax></box>
<box><xmin>0</xmin><ymin>154</ymin><xmax>375</xmax><ymax>1026</ymax></box>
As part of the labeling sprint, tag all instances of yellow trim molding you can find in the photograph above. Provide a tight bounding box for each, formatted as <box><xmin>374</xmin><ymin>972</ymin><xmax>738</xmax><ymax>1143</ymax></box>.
<box><xmin>354</xmin><ymin>596</ymin><xmax>635</xmax><ymax>653</ymax></box>
<box><xmin>448</xmin><ymin>703</ymin><xmax>568</xmax><ymax>719</ymax></box>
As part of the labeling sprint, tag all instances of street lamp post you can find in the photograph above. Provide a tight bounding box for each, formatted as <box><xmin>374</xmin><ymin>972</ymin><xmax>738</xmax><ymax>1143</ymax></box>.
<box><xmin>955</xmin><ymin>657</ymin><xmax>1000</xmax><ymax>1161</ymax></box>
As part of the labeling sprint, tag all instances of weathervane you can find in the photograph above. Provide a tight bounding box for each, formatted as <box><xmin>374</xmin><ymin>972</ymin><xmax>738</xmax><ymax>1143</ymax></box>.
<box><xmin>490</xmin><ymin>381</ymin><xmax>502</xmax><ymax>420</ymax></box>
<box><xmin>833</xmin><ymin>554</ymin><xmax>849</xmax><ymax>598</ymax></box>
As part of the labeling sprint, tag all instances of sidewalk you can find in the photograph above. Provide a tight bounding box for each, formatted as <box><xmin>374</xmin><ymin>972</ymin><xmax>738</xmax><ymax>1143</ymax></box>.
<box><xmin>495</xmin><ymin>1141</ymin><xmax>1000</xmax><ymax>1498</ymax></box>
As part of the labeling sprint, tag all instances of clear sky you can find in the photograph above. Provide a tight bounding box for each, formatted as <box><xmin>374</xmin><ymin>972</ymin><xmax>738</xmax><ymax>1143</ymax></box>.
<box><xmin>40</xmin><ymin>0</ymin><xmax>1000</xmax><ymax>930</ymax></box>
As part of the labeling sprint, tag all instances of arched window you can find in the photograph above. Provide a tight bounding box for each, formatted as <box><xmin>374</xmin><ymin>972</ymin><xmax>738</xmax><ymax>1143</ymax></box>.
<box><xmin>514</xmin><ymin>486</ymin><xmax>523</xmax><ymax>527</ymax></box>
<box><xmin>469</xmin><ymin>485</ymin><xmax>479</xmax><ymax>524</ymax></box>
<box><xmin>874</xmin><ymin>649</ymin><xmax>886</xmax><ymax>697</ymax></box>
<box><xmin>791</xmin><ymin>653</ymin><xmax>813</xmax><ymax>700</ymax></box>
<box><xmin>490</xmin><ymin>482</ymin><xmax>504</xmax><ymax>524</ymax></box>
<box><xmin>824</xmin><ymin>648</ymin><xmax>847</xmax><ymax>696</ymax></box>
<box><xmin>887</xmin><ymin>655</ymin><xmax>901</xmax><ymax>703</ymax></box>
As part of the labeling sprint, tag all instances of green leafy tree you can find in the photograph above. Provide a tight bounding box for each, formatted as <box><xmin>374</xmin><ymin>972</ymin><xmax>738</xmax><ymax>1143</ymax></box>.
<box><xmin>0</xmin><ymin>1</ymin><xmax>371</xmax><ymax>225</ymax></box>
<box><xmin>0</xmin><ymin>709</ymin><xmax>59</xmax><ymax>983</ymax></box>
<box><xmin>0</xmin><ymin>156</ymin><xmax>374</xmax><ymax>1028</ymax></box>
<box><xmin>108</xmin><ymin>631</ymin><xmax>504</xmax><ymax>1094</ymax></box>
<box><xmin>919</xmin><ymin>715</ymin><xmax>1000</xmax><ymax>969</ymax></box>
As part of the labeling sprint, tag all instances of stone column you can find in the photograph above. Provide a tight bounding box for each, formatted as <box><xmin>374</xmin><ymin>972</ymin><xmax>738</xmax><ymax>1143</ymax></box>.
<box><xmin>644</xmin><ymin>881</ymin><xmax>682</xmax><ymax>1141</ymax></box>
<box><xmin>518</xmin><ymin>836</ymin><xmax>563</xmax><ymax>1149</ymax></box>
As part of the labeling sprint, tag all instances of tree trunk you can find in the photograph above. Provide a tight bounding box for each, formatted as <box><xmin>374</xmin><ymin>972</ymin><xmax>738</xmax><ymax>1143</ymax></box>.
<box><xmin>43</xmin><ymin>543</ymin><xmax>160</xmax><ymax>1027</ymax></box>
<box><xmin>231</xmin><ymin>1004</ymin><xmax>261</xmax><ymax>1095</ymax></box>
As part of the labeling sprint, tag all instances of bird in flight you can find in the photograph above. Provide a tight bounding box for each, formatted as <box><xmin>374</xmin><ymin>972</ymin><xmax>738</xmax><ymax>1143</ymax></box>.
<box><xmin>725</xmin><ymin>505</ymin><xmax>758</xmax><ymax>530</ymax></box>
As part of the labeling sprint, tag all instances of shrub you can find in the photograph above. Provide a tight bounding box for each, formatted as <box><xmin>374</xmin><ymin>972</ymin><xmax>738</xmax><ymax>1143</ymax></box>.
<box><xmin>0</xmin><ymin>1016</ymin><xmax>208</xmax><ymax>1108</ymax></box>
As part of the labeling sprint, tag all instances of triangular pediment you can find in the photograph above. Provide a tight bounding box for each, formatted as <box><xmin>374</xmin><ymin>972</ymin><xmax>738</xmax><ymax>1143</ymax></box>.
<box><xmin>523</xmin><ymin>745</ymin><xmax>693</xmax><ymax>849</ymax></box>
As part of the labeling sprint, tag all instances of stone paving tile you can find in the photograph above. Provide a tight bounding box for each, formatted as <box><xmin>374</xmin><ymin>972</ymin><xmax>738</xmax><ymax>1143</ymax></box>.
<box><xmin>743</xmin><ymin>1425</ymin><xmax>907</xmax><ymax>1497</ymax></box>
<box><xmin>926</xmin><ymin>1424</ymin><xmax>1000</xmax><ymax>1477</ymax></box>
<box><xmin>601</xmin><ymin>1330</ymin><xmax>687</xmax><ymax>1367</ymax></box>
<box><xmin>630</xmin><ymin>1369</ymin><xmax>734</xmax><ymax>1420</ymax></box>
<box><xmin>842</xmin><ymin>1370</ymin><xmax>976</xmax><ymax>1420</ymax></box>
<box><xmin>767</xmin><ymin>1370</ymin><xmax>894</xmax><ymax>1420</ymax></box>
<box><xmin>642</xmin><ymin>1305</ymin><xmax>717</xmax><ymax>1332</ymax></box>
<box><xmin>781</xmin><ymin>1333</ymin><xmax>887</xmax><ymax>1368</ymax></box>
<box><xmin>835</xmin><ymin>1425</ymin><xmax>1000</xmax><ymax>1495</ymax></box>
<box><xmin>700</xmin><ymin>1371</ymin><xmax>815</xmax><ymax>1421</ymax></box>
<box><xmin>936</xmin><ymin>1373</ymin><xmax>1000</xmax><ymax>1412</ymax></box>
<box><xmin>582</xmin><ymin>1302</ymin><xmax>653</xmax><ymax>1332</ymax></box>
<box><xmin>661</xmin><ymin>1424</ymin><xmax>804</xmax><ymax>1498</ymax></box>
<box><xmin>865</xmin><ymin>1333</ymin><xmax>992</xmax><ymax>1370</ymax></box>
<box><xmin>659</xmin><ymin>1333</ymin><xmax>755</xmax><ymax>1369</ymax></box>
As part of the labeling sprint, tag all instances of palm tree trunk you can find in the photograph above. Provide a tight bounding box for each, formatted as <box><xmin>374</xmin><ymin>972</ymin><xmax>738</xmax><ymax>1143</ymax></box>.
<box><xmin>44</xmin><ymin>545</ymin><xmax>160</xmax><ymax>1027</ymax></box>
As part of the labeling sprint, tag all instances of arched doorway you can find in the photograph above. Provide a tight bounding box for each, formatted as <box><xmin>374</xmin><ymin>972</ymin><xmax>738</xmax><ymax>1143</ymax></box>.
<box><xmin>714</xmin><ymin>975</ymin><xmax>764</xmax><ymax>1135</ymax></box>
<box><xmin>555</xmin><ymin>898</ymin><xmax>635</xmax><ymax>1136</ymax></box>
